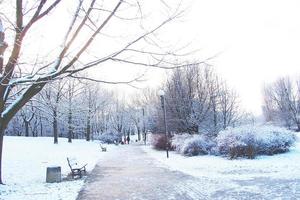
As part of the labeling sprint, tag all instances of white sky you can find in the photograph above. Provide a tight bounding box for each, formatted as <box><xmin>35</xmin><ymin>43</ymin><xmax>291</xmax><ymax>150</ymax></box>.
<box><xmin>189</xmin><ymin>0</ymin><xmax>300</xmax><ymax>115</ymax></box>
<box><xmin>130</xmin><ymin>0</ymin><xmax>300</xmax><ymax>115</ymax></box>
<box><xmin>185</xmin><ymin>0</ymin><xmax>300</xmax><ymax>115</ymax></box>
<box><xmin>3</xmin><ymin>0</ymin><xmax>300</xmax><ymax>115</ymax></box>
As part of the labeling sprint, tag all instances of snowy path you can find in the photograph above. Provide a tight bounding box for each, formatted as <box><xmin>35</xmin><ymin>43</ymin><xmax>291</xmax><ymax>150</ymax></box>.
<box><xmin>76</xmin><ymin>144</ymin><xmax>206</xmax><ymax>200</ymax></box>
<box><xmin>77</xmin><ymin>144</ymin><xmax>300</xmax><ymax>200</ymax></box>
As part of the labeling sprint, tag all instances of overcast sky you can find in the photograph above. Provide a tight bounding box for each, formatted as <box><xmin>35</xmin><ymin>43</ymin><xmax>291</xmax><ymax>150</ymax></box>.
<box><xmin>3</xmin><ymin>0</ymin><xmax>300</xmax><ymax>116</ymax></box>
<box><xmin>86</xmin><ymin>0</ymin><xmax>300</xmax><ymax>116</ymax></box>
<box><xmin>134</xmin><ymin>0</ymin><xmax>300</xmax><ymax>115</ymax></box>
<box><xmin>189</xmin><ymin>0</ymin><xmax>300</xmax><ymax>115</ymax></box>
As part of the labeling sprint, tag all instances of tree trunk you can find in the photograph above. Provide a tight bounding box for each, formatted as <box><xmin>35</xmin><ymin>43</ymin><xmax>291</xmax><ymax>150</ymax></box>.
<box><xmin>86</xmin><ymin>114</ymin><xmax>91</xmax><ymax>141</ymax></box>
<box><xmin>25</xmin><ymin>121</ymin><xmax>29</xmax><ymax>137</ymax></box>
<box><xmin>40</xmin><ymin>116</ymin><xmax>43</xmax><ymax>136</ymax></box>
<box><xmin>32</xmin><ymin>119</ymin><xmax>38</xmax><ymax>137</ymax></box>
<box><xmin>86</xmin><ymin>88</ymin><xmax>91</xmax><ymax>142</ymax></box>
<box><xmin>123</xmin><ymin>130</ymin><xmax>126</xmax><ymax>143</ymax></box>
<box><xmin>68</xmin><ymin>109</ymin><xmax>72</xmax><ymax>143</ymax></box>
<box><xmin>0</xmin><ymin>121</ymin><xmax>7</xmax><ymax>184</ymax></box>
<box><xmin>53</xmin><ymin>110</ymin><xmax>58</xmax><ymax>144</ymax></box>
<box><xmin>0</xmin><ymin>131</ymin><xmax>3</xmax><ymax>184</ymax></box>
<box><xmin>137</xmin><ymin>127</ymin><xmax>141</xmax><ymax>141</ymax></box>
<box><xmin>212</xmin><ymin>100</ymin><xmax>218</xmax><ymax>136</ymax></box>
<box><xmin>296</xmin><ymin>122</ymin><xmax>300</xmax><ymax>132</ymax></box>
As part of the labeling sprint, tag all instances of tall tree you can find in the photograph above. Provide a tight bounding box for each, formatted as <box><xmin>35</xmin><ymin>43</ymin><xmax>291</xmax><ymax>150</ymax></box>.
<box><xmin>65</xmin><ymin>78</ymin><xmax>83</xmax><ymax>143</ymax></box>
<box><xmin>39</xmin><ymin>81</ymin><xmax>65</xmax><ymax>143</ymax></box>
<box><xmin>155</xmin><ymin>64</ymin><xmax>240</xmax><ymax>136</ymax></box>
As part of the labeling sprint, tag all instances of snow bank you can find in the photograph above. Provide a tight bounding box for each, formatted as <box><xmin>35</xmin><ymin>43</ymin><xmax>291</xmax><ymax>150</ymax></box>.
<box><xmin>0</xmin><ymin>136</ymin><xmax>116</xmax><ymax>200</ymax></box>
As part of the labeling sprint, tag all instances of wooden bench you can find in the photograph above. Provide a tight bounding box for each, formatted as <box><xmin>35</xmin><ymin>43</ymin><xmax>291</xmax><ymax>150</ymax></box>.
<box><xmin>67</xmin><ymin>157</ymin><xmax>87</xmax><ymax>179</ymax></box>
<box><xmin>100</xmin><ymin>144</ymin><xmax>107</xmax><ymax>152</ymax></box>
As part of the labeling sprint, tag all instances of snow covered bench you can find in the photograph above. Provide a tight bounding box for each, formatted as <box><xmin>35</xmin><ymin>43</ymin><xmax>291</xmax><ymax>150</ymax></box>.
<box><xmin>67</xmin><ymin>157</ymin><xmax>87</xmax><ymax>179</ymax></box>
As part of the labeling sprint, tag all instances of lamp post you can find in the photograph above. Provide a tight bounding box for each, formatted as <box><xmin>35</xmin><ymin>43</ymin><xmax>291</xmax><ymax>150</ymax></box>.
<box><xmin>142</xmin><ymin>107</ymin><xmax>146</xmax><ymax>145</ymax></box>
<box><xmin>158</xmin><ymin>89</ymin><xmax>169</xmax><ymax>158</ymax></box>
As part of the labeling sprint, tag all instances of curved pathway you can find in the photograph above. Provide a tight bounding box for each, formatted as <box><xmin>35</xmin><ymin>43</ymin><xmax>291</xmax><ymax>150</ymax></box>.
<box><xmin>77</xmin><ymin>144</ymin><xmax>300</xmax><ymax>200</ymax></box>
<box><xmin>76</xmin><ymin>145</ymin><xmax>205</xmax><ymax>200</ymax></box>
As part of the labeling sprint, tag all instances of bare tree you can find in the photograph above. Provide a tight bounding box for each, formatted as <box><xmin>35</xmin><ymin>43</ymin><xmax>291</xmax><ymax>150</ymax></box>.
<box><xmin>154</xmin><ymin>64</ymin><xmax>240</xmax><ymax>136</ymax></box>
<box><xmin>263</xmin><ymin>77</ymin><xmax>300</xmax><ymax>130</ymax></box>
<box><xmin>218</xmin><ymin>83</ymin><xmax>239</xmax><ymax>129</ymax></box>
<box><xmin>65</xmin><ymin>78</ymin><xmax>83</xmax><ymax>143</ymax></box>
<box><xmin>20</xmin><ymin>103</ymin><xmax>35</xmax><ymax>137</ymax></box>
<box><xmin>165</xmin><ymin>67</ymin><xmax>195</xmax><ymax>133</ymax></box>
<box><xmin>39</xmin><ymin>81</ymin><xmax>65</xmax><ymax>143</ymax></box>
<box><xmin>85</xmin><ymin>84</ymin><xmax>96</xmax><ymax>141</ymax></box>
<box><xmin>111</xmin><ymin>99</ymin><xmax>126</xmax><ymax>134</ymax></box>
<box><xmin>127</xmin><ymin>106</ymin><xmax>142</xmax><ymax>141</ymax></box>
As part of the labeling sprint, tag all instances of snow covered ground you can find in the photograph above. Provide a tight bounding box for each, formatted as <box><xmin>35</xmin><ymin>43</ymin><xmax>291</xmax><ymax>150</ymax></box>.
<box><xmin>143</xmin><ymin>133</ymin><xmax>300</xmax><ymax>198</ymax></box>
<box><xmin>2</xmin><ymin>133</ymin><xmax>300</xmax><ymax>199</ymax></box>
<box><xmin>0</xmin><ymin>136</ymin><xmax>117</xmax><ymax>200</ymax></box>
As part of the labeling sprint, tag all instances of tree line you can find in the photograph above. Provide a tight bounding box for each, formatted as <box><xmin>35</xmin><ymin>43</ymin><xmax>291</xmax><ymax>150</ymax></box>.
<box><xmin>5</xmin><ymin>78</ymin><xmax>152</xmax><ymax>144</ymax></box>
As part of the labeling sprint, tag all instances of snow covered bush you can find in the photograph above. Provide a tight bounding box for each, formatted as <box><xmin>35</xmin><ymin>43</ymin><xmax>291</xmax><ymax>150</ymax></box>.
<box><xmin>151</xmin><ymin>134</ymin><xmax>171</xmax><ymax>150</ymax></box>
<box><xmin>216</xmin><ymin>125</ymin><xmax>296</xmax><ymax>159</ymax></box>
<box><xmin>256</xmin><ymin>127</ymin><xmax>296</xmax><ymax>155</ymax></box>
<box><xmin>97</xmin><ymin>132</ymin><xmax>122</xmax><ymax>144</ymax></box>
<box><xmin>181</xmin><ymin>135</ymin><xmax>216</xmax><ymax>156</ymax></box>
<box><xmin>171</xmin><ymin>133</ymin><xmax>191</xmax><ymax>152</ymax></box>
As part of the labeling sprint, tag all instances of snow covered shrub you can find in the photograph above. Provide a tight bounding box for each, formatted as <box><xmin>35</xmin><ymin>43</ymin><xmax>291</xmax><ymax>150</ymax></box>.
<box><xmin>255</xmin><ymin>126</ymin><xmax>296</xmax><ymax>155</ymax></box>
<box><xmin>181</xmin><ymin>135</ymin><xmax>216</xmax><ymax>156</ymax></box>
<box><xmin>97</xmin><ymin>132</ymin><xmax>122</xmax><ymax>144</ymax></box>
<box><xmin>151</xmin><ymin>134</ymin><xmax>171</xmax><ymax>150</ymax></box>
<box><xmin>216</xmin><ymin>125</ymin><xmax>296</xmax><ymax>159</ymax></box>
<box><xmin>171</xmin><ymin>133</ymin><xmax>191</xmax><ymax>152</ymax></box>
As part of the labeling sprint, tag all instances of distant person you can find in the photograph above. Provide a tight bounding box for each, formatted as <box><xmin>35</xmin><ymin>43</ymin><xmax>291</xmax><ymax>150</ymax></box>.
<box><xmin>126</xmin><ymin>136</ymin><xmax>130</xmax><ymax>144</ymax></box>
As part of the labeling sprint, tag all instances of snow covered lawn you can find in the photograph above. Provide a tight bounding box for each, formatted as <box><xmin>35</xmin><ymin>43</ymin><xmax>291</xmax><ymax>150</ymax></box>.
<box><xmin>0</xmin><ymin>136</ymin><xmax>116</xmax><ymax>200</ymax></box>
<box><xmin>143</xmin><ymin>133</ymin><xmax>300</xmax><ymax>198</ymax></box>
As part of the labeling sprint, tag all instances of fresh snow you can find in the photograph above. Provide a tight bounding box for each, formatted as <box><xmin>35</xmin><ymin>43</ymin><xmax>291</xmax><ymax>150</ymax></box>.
<box><xmin>143</xmin><ymin>133</ymin><xmax>300</xmax><ymax>197</ymax></box>
<box><xmin>0</xmin><ymin>136</ymin><xmax>116</xmax><ymax>200</ymax></box>
<box><xmin>2</xmin><ymin>133</ymin><xmax>300</xmax><ymax>199</ymax></box>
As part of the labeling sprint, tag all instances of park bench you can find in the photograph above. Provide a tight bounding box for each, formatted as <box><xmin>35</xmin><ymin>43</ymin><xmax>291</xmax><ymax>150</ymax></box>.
<box><xmin>100</xmin><ymin>144</ymin><xmax>107</xmax><ymax>152</ymax></box>
<box><xmin>67</xmin><ymin>157</ymin><xmax>87</xmax><ymax>179</ymax></box>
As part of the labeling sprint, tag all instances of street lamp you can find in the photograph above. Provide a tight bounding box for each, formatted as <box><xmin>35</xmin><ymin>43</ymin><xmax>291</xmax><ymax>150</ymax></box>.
<box><xmin>158</xmin><ymin>89</ymin><xmax>169</xmax><ymax>158</ymax></box>
<box><xmin>142</xmin><ymin>107</ymin><xmax>146</xmax><ymax>145</ymax></box>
